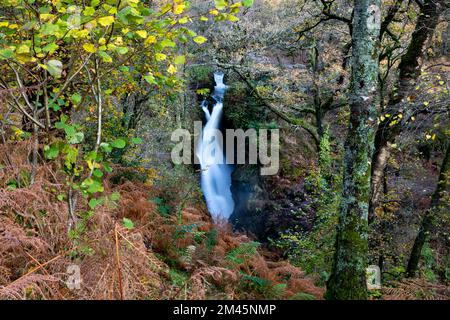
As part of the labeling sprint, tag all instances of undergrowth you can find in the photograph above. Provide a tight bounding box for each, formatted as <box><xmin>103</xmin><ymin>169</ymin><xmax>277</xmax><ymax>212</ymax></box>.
<box><xmin>0</xmin><ymin>140</ymin><xmax>324</xmax><ymax>300</ymax></box>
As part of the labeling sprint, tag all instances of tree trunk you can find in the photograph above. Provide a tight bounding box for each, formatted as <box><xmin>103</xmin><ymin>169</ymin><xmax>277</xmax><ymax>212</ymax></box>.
<box><xmin>325</xmin><ymin>0</ymin><xmax>381</xmax><ymax>300</ymax></box>
<box><xmin>406</xmin><ymin>144</ymin><xmax>450</xmax><ymax>277</ymax></box>
<box><xmin>369</xmin><ymin>0</ymin><xmax>442</xmax><ymax>218</ymax></box>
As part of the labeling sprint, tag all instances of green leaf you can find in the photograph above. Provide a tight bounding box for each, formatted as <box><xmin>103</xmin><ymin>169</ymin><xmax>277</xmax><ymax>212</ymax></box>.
<box><xmin>40</xmin><ymin>23</ymin><xmax>60</xmax><ymax>36</ymax></box>
<box><xmin>49</xmin><ymin>102</ymin><xmax>60</xmax><ymax>111</ymax></box>
<box><xmin>85</xmin><ymin>150</ymin><xmax>98</xmax><ymax>162</ymax></box>
<box><xmin>160</xmin><ymin>39</ymin><xmax>176</xmax><ymax>48</ymax></box>
<box><xmin>215</xmin><ymin>0</ymin><xmax>228</xmax><ymax>10</ymax></box>
<box><xmin>44</xmin><ymin>143</ymin><xmax>60</xmax><ymax>159</ymax></box>
<box><xmin>71</xmin><ymin>93</ymin><xmax>82</xmax><ymax>104</ymax></box>
<box><xmin>93</xmin><ymin>168</ymin><xmax>104</xmax><ymax>178</ymax></box>
<box><xmin>131</xmin><ymin>137</ymin><xmax>142</xmax><ymax>144</ymax></box>
<box><xmin>100</xmin><ymin>142</ymin><xmax>112</xmax><ymax>153</ymax></box>
<box><xmin>67</xmin><ymin>132</ymin><xmax>84</xmax><ymax>144</ymax></box>
<box><xmin>174</xmin><ymin>55</ymin><xmax>186</xmax><ymax>65</ymax></box>
<box><xmin>118</xmin><ymin>6</ymin><xmax>143</xmax><ymax>25</ymax></box>
<box><xmin>123</xmin><ymin>217</ymin><xmax>134</xmax><ymax>230</ymax></box>
<box><xmin>111</xmin><ymin>138</ymin><xmax>126</xmax><ymax>149</ymax></box>
<box><xmin>0</xmin><ymin>48</ymin><xmax>14</xmax><ymax>60</ymax></box>
<box><xmin>98</xmin><ymin>51</ymin><xmax>112</xmax><ymax>63</ymax></box>
<box><xmin>63</xmin><ymin>125</ymin><xmax>76</xmax><ymax>136</ymax></box>
<box><xmin>115</xmin><ymin>46</ymin><xmax>129</xmax><ymax>55</ymax></box>
<box><xmin>103</xmin><ymin>163</ymin><xmax>113</xmax><ymax>173</ymax></box>
<box><xmin>81</xmin><ymin>178</ymin><xmax>104</xmax><ymax>194</ymax></box>
<box><xmin>143</xmin><ymin>74</ymin><xmax>156</xmax><ymax>84</ymax></box>
<box><xmin>43</xmin><ymin>42</ymin><xmax>59</xmax><ymax>54</ymax></box>
<box><xmin>242</xmin><ymin>0</ymin><xmax>254</xmax><ymax>7</ymax></box>
<box><xmin>88</xmin><ymin>198</ymin><xmax>103</xmax><ymax>209</ymax></box>
<box><xmin>63</xmin><ymin>145</ymin><xmax>78</xmax><ymax>169</ymax></box>
<box><xmin>119</xmin><ymin>66</ymin><xmax>129</xmax><ymax>72</ymax></box>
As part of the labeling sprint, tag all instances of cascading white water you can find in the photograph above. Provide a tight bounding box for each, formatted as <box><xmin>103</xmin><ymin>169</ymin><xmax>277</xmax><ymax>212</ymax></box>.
<box><xmin>196</xmin><ymin>72</ymin><xmax>235</xmax><ymax>221</ymax></box>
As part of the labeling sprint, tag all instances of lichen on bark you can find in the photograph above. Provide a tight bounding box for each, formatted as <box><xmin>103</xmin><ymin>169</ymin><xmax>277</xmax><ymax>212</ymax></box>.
<box><xmin>326</xmin><ymin>0</ymin><xmax>381</xmax><ymax>300</ymax></box>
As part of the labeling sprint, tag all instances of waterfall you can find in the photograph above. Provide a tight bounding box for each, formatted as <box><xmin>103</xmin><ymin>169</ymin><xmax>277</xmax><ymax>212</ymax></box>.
<box><xmin>196</xmin><ymin>72</ymin><xmax>235</xmax><ymax>221</ymax></box>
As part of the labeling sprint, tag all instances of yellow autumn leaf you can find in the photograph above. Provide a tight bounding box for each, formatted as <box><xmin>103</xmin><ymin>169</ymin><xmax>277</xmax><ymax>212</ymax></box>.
<box><xmin>16</xmin><ymin>54</ymin><xmax>36</xmax><ymax>64</ymax></box>
<box><xmin>173</xmin><ymin>4</ymin><xmax>186</xmax><ymax>14</ymax></box>
<box><xmin>83</xmin><ymin>43</ymin><xmax>96</xmax><ymax>53</ymax></box>
<box><xmin>11</xmin><ymin>126</ymin><xmax>24</xmax><ymax>137</ymax></box>
<box><xmin>144</xmin><ymin>35</ymin><xmax>157</xmax><ymax>46</ymax></box>
<box><xmin>72</xmin><ymin>29</ymin><xmax>89</xmax><ymax>39</ymax></box>
<box><xmin>16</xmin><ymin>44</ymin><xmax>30</xmax><ymax>54</ymax></box>
<box><xmin>85</xmin><ymin>20</ymin><xmax>97</xmax><ymax>30</ymax></box>
<box><xmin>135</xmin><ymin>30</ymin><xmax>147</xmax><ymax>38</ymax></box>
<box><xmin>193</xmin><ymin>36</ymin><xmax>207</xmax><ymax>44</ymax></box>
<box><xmin>155</xmin><ymin>53</ymin><xmax>167</xmax><ymax>61</ymax></box>
<box><xmin>167</xmin><ymin>64</ymin><xmax>177</xmax><ymax>74</ymax></box>
<box><xmin>114</xmin><ymin>36</ymin><xmax>123</xmax><ymax>45</ymax></box>
<box><xmin>83</xmin><ymin>6</ymin><xmax>95</xmax><ymax>16</ymax></box>
<box><xmin>98</xmin><ymin>16</ymin><xmax>115</xmax><ymax>27</ymax></box>
<box><xmin>227</xmin><ymin>14</ymin><xmax>239</xmax><ymax>22</ymax></box>
<box><xmin>0</xmin><ymin>22</ymin><xmax>9</xmax><ymax>27</ymax></box>
<box><xmin>40</xmin><ymin>13</ymin><xmax>55</xmax><ymax>21</ymax></box>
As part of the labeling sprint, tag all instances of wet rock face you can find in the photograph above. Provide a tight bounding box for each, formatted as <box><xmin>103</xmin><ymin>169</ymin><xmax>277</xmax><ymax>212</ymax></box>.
<box><xmin>230</xmin><ymin>165</ymin><xmax>316</xmax><ymax>242</ymax></box>
<box><xmin>229</xmin><ymin>165</ymin><xmax>266</xmax><ymax>238</ymax></box>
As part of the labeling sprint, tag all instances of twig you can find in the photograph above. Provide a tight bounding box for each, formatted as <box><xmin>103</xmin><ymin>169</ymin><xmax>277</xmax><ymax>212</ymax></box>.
<box><xmin>114</xmin><ymin>223</ymin><xmax>124</xmax><ymax>300</ymax></box>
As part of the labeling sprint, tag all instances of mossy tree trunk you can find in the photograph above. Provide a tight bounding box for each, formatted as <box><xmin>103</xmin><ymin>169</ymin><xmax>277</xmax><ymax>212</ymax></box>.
<box><xmin>325</xmin><ymin>0</ymin><xmax>381</xmax><ymax>300</ymax></box>
<box><xmin>406</xmin><ymin>144</ymin><xmax>450</xmax><ymax>277</ymax></box>
<box><xmin>369</xmin><ymin>0</ymin><xmax>442</xmax><ymax>219</ymax></box>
